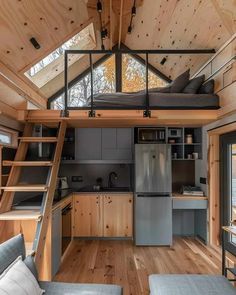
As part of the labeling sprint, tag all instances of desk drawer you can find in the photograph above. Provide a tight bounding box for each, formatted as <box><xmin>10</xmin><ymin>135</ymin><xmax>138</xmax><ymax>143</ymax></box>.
<box><xmin>173</xmin><ymin>199</ymin><xmax>207</xmax><ymax>209</ymax></box>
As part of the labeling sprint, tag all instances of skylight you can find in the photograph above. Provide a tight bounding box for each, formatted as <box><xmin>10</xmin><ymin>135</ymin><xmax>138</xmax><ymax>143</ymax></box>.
<box><xmin>25</xmin><ymin>23</ymin><xmax>96</xmax><ymax>88</ymax></box>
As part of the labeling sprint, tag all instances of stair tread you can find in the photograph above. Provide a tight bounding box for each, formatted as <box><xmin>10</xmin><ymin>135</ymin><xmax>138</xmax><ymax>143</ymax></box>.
<box><xmin>0</xmin><ymin>184</ymin><xmax>48</xmax><ymax>192</ymax></box>
<box><xmin>3</xmin><ymin>161</ymin><xmax>53</xmax><ymax>166</ymax></box>
<box><xmin>19</xmin><ymin>137</ymin><xmax>58</xmax><ymax>143</ymax></box>
<box><xmin>0</xmin><ymin>210</ymin><xmax>42</xmax><ymax>221</ymax></box>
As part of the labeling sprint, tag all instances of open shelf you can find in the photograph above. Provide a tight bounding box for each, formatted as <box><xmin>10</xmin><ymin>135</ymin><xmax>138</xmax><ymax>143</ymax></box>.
<box><xmin>167</xmin><ymin>127</ymin><xmax>202</xmax><ymax>160</ymax></box>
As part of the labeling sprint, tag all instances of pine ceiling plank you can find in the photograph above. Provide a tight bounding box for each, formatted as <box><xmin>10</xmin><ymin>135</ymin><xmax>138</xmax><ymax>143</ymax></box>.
<box><xmin>0</xmin><ymin>61</ymin><xmax>47</xmax><ymax>108</ymax></box>
<box><xmin>0</xmin><ymin>0</ymin><xmax>91</xmax><ymax>72</ymax></box>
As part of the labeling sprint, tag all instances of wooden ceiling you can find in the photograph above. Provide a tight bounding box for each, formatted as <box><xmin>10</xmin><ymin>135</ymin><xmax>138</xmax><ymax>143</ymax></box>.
<box><xmin>0</xmin><ymin>0</ymin><xmax>235</xmax><ymax>116</ymax></box>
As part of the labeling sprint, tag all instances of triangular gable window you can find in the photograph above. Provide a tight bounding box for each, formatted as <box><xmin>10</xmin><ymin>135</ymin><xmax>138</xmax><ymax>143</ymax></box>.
<box><xmin>51</xmin><ymin>55</ymin><xmax>115</xmax><ymax>110</ymax></box>
<box><xmin>122</xmin><ymin>54</ymin><xmax>167</xmax><ymax>92</ymax></box>
<box><xmin>25</xmin><ymin>23</ymin><xmax>96</xmax><ymax>88</ymax></box>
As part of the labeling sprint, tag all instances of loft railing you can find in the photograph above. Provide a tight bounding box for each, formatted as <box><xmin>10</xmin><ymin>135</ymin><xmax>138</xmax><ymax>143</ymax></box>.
<box><xmin>63</xmin><ymin>48</ymin><xmax>215</xmax><ymax>118</ymax></box>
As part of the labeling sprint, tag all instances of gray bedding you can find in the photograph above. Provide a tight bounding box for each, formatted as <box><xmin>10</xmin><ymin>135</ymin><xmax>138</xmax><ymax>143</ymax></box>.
<box><xmin>90</xmin><ymin>92</ymin><xmax>219</xmax><ymax>109</ymax></box>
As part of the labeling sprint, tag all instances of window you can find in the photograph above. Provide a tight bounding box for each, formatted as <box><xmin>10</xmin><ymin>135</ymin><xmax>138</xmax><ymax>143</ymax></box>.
<box><xmin>122</xmin><ymin>54</ymin><xmax>167</xmax><ymax>92</ymax></box>
<box><xmin>0</xmin><ymin>127</ymin><xmax>18</xmax><ymax>148</ymax></box>
<box><xmin>51</xmin><ymin>55</ymin><xmax>116</xmax><ymax>109</ymax></box>
<box><xmin>25</xmin><ymin>23</ymin><xmax>96</xmax><ymax>88</ymax></box>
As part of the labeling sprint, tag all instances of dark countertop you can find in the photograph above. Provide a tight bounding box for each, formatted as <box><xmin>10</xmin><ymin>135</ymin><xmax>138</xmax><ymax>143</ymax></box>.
<box><xmin>13</xmin><ymin>188</ymin><xmax>74</xmax><ymax>209</ymax></box>
<box><xmin>13</xmin><ymin>187</ymin><xmax>133</xmax><ymax>209</ymax></box>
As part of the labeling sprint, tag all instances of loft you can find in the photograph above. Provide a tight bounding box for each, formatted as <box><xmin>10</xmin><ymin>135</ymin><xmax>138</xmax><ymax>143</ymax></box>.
<box><xmin>0</xmin><ymin>1</ymin><xmax>236</xmax><ymax>294</ymax></box>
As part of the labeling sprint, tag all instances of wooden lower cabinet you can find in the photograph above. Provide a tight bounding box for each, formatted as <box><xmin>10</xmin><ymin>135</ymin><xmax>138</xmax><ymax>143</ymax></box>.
<box><xmin>103</xmin><ymin>194</ymin><xmax>133</xmax><ymax>237</ymax></box>
<box><xmin>74</xmin><ymin>194</ymin><xmax>103</xmax><ymax>237</ymax></box>
<box><xmin>74</xmin><ymin>193</ymin><xmax>133</xmax><ymax>238</ymax></box>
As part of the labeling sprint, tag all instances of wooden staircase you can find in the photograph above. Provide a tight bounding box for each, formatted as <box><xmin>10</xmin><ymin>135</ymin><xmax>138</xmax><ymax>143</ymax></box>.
<box><xmin>0</xmin><ymin>121</ymin><xmax>66</xmax><ymax>270</ymax></box>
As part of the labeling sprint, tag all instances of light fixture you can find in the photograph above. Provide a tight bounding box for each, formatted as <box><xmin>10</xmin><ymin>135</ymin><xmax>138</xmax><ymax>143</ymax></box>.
<box><xmin>131</xmin><ymin>6</ymin><xmax>136</xmax><ymax>16</ymax></box>
<box><xmin>97</xmin><ymin>0</ymin><xmax>102</xmax><ymax>13</ymax></box>
<box><xmin>127</xmin><ymin>0</ymin><xmax>136</xmax><ymax>34</ymax></box>
<box><xmin>30</xmin><ymin>37</ymin><xmax>40</xmax><ymax>49</ymax></box>
<box><xmin>101</xmin><ymin>28</ymin><xmax>108</xmax><ymax>40</ymax></box>
<box><xmin>160</xmin><ymin>57</ymin><xmax>167</xmax><ymax>65</ymax></box>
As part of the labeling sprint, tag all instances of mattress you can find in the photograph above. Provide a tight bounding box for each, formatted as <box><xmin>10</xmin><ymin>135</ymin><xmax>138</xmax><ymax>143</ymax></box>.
<box><xmin>88</xmin><ymin>92</ymin><xmax>219</xmax><ymax>109</ymax></box>
<box><xmin>149</xmin><ymin>274</ymin><xmax>236</xmax><ymax>295</ymax></box>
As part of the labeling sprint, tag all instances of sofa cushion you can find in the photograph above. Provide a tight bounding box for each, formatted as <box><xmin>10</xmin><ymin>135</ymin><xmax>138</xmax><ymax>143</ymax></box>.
<box><xmin>0</xmin><ymin>256</ymin><xmax>44</xmax><ymax>295</ymax></box>
<box><xmin>198</xmin><ymin>79</ymin><xmax>215</xmax><ymax>94</ymax></box>
<box><xmin>0</xmin><ymin>234</ymin><xmax>26</xmax><ymax>274</ymax></box>
<box><xmin>149</xmin><ymin>274</ymin><xmax>236</xmax><ymax>295</ymax></box>
<box><xmin>170</xmin><ymin>69</ymin><xmax>190</xmax><ymax>93</ymax></box>
<box><xmin>39</xmin><ymin>281</ymin><xmax>122</xmax><ymax>295</ymax></box>
<box><xmin>183</xmin><ymin>75</ymin><xmax>205</xmax><ymax>94</ymax></box>
<box><xmin>24</xmin><ymin>255</ymin><xmax>38</xmax><ymax>280</ymax></box>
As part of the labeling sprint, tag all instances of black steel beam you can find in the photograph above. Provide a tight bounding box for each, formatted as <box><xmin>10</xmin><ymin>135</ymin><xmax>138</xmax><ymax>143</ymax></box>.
<box><xmin>65</xmin><ymin>49</ymin><xmax>215</xmax><ymax>54</ymax></box>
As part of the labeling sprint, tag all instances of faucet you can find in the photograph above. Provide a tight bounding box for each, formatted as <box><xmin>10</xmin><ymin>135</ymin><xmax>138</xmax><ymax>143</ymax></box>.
<box><xmin>108</xmin><ymin>172</ymin><xmax>118</xmax><ymax>188</ymax></box>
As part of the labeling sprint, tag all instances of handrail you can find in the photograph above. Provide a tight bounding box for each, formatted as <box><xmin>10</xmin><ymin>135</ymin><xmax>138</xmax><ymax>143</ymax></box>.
<box><xmin>64</xmin><ymin>48</ymin><xmax>216</xmax><ymax>118</ymax></box>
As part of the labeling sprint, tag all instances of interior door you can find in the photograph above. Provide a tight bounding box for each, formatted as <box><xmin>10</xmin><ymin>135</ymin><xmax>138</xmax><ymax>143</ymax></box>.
<box><xmin>220</xmin><ymin>132</ymin><xmax>236</xmax><ymax>255</ymax></box>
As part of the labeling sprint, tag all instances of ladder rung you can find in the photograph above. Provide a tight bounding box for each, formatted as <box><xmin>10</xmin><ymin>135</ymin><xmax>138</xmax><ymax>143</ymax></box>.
<box><xmin>3</xmin><ymin>161</ymin><xmax>53</xmax><ymax>167</ymax></box>
<box><xmin>18</xmin><ymin>137</ymin><xmax>58</xmax><ymax>143</ymax></box>
<box><xmin>0</xmin><ymin>185</ymin><xmax>48</xmax><ymax>192</ymax></box>
<box><xmin>0</xmin><ymin>210</ymin><xmax>42</xmax><ymax>221</ymax></box>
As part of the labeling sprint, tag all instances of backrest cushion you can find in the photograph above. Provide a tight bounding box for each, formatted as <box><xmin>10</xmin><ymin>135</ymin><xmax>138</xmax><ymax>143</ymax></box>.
<box><xmin>183</xmin><ymin>75</ymin><xmax>205</xmax><ymax>94</ymax></box>
<box><xmin>24</xmin><ymin>255</ymin><xmax>38</xmax><ymax>280</ymax></box>
<box><xmin>170</xmin><ymin>69</ymin><xmax>190</xmax><ymax>93</ymax></box>
<box><xmin>198</xmin><ymin>79</ymin><xmax>215</xmax><ymax>94</ymax></box>
<box><xmin>0</xmin><ymin>234</ymin><xmax>26</xmax><ymax>274</ymax></box>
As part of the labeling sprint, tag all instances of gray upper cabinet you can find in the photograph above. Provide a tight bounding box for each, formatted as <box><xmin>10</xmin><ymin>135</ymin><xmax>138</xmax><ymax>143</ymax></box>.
<box><xmin>102</xmin><ymin>128</ymin><xmax>132</xmax><ymax>161</ymax></box>
<box><xmin>76</xmin><ymin>128</ymin><xmax>102</xmax><ymax>160</ymax></box>
<box><xmin>76</xmin><ymin>128</ymin><xmax>132</xmax><ymax>162</ymax></box>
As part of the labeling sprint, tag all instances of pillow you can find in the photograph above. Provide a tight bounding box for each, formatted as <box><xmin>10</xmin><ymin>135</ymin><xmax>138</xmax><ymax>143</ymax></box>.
<box><xmin>0</xmin><ymin>256</ymin><xmax>44</xmax><ymax>295</ymax></box>
<box><xmin>198</xmin><ymin>79</ymin><xmax>215</xmax><ymax>94</ymax></box>
<box><xmin>170</xmin><ymin>69</ymin><xmax>190</xmax><ymax>93</ymax></box>
<box><xmin>183</xmin><ymin>75</ymin><xmax>205</xmax><ymax>94</ymax></box>
<box><xmin>24</xmin><ymin>255</ymin><xmax>38</xmax><ymax>280</ymax></box>
<box><xmin>0</xmin><ymin>234</ymin><xmax>26</xmax><ymax>275</ymax></box>
<box><xmin>137</xmin><ymin>85</ymin><xmax>171</xmax><ymax>94</ymax></box>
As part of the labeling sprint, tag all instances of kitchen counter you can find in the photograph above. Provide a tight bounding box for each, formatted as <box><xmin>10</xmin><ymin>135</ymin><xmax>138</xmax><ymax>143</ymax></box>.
<box><xmin>13</xmin><ymin>188</ymin><xmax>74</xmax><ymax>210</ymax></box>
<box><xmin>172</xmin><ymin>193</ymin><xmax>207</xmax><ymax>200</ymax></box>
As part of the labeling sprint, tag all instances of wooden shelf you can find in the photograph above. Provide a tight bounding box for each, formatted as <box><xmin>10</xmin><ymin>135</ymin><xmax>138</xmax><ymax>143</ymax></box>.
<box><xmin>18</xmin><ymin>137</ymin><xmax>58</xmax><ymax>143</ymax></box>
<box><xmin>0</xmin><ymin>184</ymin><xmax>48</xmax><ymax>192</ymax></box>
<box><xmin>172</xmin><ymin>193</ymin><xmax>207</xmax><ymax>200</ymax></box>
<box><xmin>3</xmin><ymin>160</ymin><xmax>53</xmax><ymax>167</ymax></box>
<box><xmin>0</xmin><ymin>210</ymin><xmax>42</xmax><ymax>221</ymax></box>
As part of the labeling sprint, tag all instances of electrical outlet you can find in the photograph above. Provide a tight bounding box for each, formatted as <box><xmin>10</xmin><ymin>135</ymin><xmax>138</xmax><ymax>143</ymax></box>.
<box><xmin>72</xmin><ymin>176</ymin><xmax>83</xmax><ymax>182</ymax></box>
<box><xmin>200</xmin><ymin>177</ymin><xmax>206</xmax><ymax>184</ymax></box>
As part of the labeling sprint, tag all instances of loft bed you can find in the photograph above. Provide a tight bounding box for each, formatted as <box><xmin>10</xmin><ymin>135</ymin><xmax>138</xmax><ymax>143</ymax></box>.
<box><xmin>62</xmin><ymin>49</ymin><xmax>220</xmax><ymax>117</ymax></box>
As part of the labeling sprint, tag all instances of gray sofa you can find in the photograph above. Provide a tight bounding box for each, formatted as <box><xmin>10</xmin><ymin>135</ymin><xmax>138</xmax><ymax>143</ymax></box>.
<box><xmin>0</xmin><ymin>234</ymin><xmax>122</xmax><ymax>295</ymax></box>
<box><xmin>149</xmin><ymin>274</ymin><xmax>236</xmax><ymax>295</ymax></box>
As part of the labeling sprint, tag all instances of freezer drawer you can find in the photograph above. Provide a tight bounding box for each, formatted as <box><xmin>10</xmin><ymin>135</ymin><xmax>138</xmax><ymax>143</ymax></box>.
<box><xmin>135</xmin><ymin>195</ymin><xmax>172</xmax><ymax>246</ymax></box>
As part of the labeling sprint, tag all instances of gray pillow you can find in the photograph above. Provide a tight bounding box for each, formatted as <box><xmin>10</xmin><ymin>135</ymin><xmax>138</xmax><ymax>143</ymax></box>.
<box><xmin>183</xmin><ymin>75</ymin><xmax>205</xmax><ymax>94</ymax></box>
<box><xmin>198</xmin><ymin>79</ymin><xmax>215</xmax><ymax>94</ymax></box>
<box><xmin>24</xmin><ymin>255</ymin><xmax>38</xmax><ymax>280</ymax></box>
<box><xmin>0</xmin><ymin>234</ymin><xmax>26</xmax><ymax>274</ymax></box>
<box><xmin>137</xmin><ymin>85</ymin><xmax>171</xmax><ymax>94</ymax></box>
<box><xmin>170</xmin><ymin>69</ymin><xmax>190</xmax><ymax>93</ymax></box>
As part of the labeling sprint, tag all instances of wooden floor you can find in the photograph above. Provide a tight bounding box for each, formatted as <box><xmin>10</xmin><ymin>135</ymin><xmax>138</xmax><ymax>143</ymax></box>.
<box><xmin>54</xmin><ymin>237</ymin><xmax>221</xmax><ymax>295</ymax></box>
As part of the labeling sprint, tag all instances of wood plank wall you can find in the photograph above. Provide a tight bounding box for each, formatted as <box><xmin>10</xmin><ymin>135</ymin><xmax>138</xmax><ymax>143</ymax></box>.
<box><xmin>194</xmin><ymin>34</ymin><xmax>236</xmax><ymax>118</ymax></box>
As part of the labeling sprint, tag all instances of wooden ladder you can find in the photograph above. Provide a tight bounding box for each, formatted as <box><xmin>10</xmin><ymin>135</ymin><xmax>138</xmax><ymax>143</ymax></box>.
<box><xmin>0</xmin><ymin>121</ymin><xmax>66</xmax><ymax>270</ymax></box>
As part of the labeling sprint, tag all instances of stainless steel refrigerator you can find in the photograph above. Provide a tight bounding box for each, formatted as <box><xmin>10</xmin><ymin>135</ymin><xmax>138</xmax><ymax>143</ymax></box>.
<box><xmin>135</xmin><ymin>144</ymin><xmax>172</xmax><ymax>246</ymax></box>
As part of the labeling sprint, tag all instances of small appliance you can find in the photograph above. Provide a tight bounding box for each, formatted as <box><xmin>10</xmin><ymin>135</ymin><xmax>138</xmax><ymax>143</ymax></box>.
<box><xmin>59</xmin><ymin>177</ymin><xmax>69</xmax><ymax>189</ymax></box>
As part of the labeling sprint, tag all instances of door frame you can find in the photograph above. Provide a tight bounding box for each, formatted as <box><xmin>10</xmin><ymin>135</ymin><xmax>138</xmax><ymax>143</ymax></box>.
<box><xmin>208</xmin><ymin>122</ymin><xmax>236</xmax><ymax>246</ymax></box>
<box><xmin>220</xmin><ymin>131</ymin><xmax>236</xmax><ymax>255</ymax></box>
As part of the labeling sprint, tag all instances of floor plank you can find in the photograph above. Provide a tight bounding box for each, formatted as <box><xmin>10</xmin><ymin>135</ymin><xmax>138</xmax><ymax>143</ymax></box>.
<box><xmin>54</xmin><ymin>237</ymin><xmax>221</xmax><ymax>295</ymax></box>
